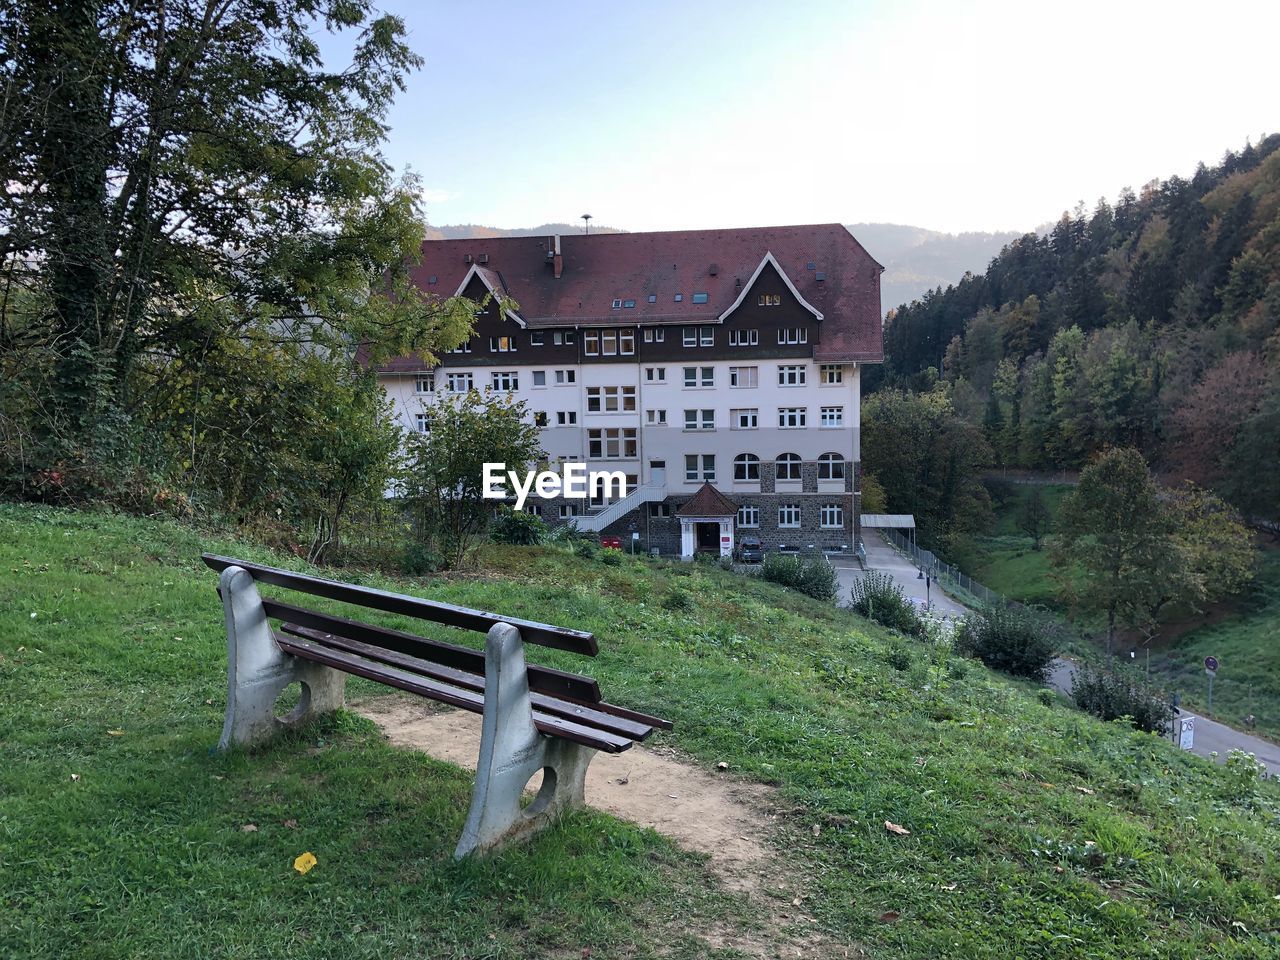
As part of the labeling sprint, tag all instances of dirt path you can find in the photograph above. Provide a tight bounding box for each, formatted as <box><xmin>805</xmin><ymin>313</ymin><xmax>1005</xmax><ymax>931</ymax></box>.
<box><xmin>357</xmin><ymin>696</ymin><xmax>776</xmax><ymax>893</ymax></box>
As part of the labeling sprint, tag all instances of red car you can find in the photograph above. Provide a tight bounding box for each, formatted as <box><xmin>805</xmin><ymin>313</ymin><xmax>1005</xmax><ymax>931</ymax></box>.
<box><xmin>600</xmin><ymin>535</ymin><xmax>623</xmax><ymax>550</ymax></box>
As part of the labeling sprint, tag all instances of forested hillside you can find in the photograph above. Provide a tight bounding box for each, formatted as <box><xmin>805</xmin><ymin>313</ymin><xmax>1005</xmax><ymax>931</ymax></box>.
<box><xmin>878</xmin><ymin>136</ymin><xmax>1280</xmax><ymax>524</ymax></box>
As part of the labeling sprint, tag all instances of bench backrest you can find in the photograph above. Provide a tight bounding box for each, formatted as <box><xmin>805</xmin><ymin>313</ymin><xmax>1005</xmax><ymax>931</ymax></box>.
<box><xmin>201</xmin><ymin>554</ymin><xmax>598</xmax><ymax>656</ymax></box>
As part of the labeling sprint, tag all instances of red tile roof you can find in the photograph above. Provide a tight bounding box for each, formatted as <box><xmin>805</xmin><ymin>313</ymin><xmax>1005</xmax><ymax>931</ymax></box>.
<box><xmin>391</xmin><ymin>223</ymin><xmax>883</xmax><ymax>364</ymax></box>
<box><xmin>676</xmin><ymin>482</ymin><xmax>739</xmax><ymax>518</ymax></box>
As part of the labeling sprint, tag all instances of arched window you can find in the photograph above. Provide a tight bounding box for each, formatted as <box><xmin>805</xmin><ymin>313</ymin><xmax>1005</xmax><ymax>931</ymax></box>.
<box><xmin>734</xmin><ymin>453</ymin><xmax>760</xmax><ymax>481</ymax></box>
<box><xmin>775</xmin><ymin>452</ymin><xmax>802</xmax><ymax>481</ymax></box>
<box><xmin>817</xmin><ymin>452</ymin><xmax>845</xmax><ymax>480</ymax></box>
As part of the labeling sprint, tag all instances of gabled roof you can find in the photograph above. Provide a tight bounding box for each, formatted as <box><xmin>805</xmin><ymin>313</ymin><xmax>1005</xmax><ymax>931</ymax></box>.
<box><xmin>676</xmin><ymin>483</ymin><xmax>738</xmax><ymax>518</ymax></box>
<box><xmin>387</xmin><ymin>223</ymin><xmax>883</xmax><ymax>363</ymax></box>
<box><xmin>718</xmin><ymin>251</ymin><xmax>823</xmax><ymax>322</ymax></box>
<box><xmin>457</xmin><ymin>263</ymin><xmax>526</xmax><ymax>328</ymax></box>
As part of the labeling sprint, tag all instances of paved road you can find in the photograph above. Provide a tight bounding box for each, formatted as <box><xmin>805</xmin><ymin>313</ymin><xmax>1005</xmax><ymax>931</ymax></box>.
<box><xmin>835</xmin><ymin>530</ymin><xmax>966</xmax><ymax>618</ymax></box>
<box><xmin>841</xmin><ymin>531</ymin><xmax>1279</xmax><ymax>775</ymax></box>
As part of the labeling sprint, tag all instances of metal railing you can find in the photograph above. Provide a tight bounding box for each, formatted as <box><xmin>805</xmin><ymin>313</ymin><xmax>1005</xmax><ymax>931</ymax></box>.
<box><xmin>879</xmin><ymin>528</ymin><xmax>1001</xmax><ymax>608</ymax></box>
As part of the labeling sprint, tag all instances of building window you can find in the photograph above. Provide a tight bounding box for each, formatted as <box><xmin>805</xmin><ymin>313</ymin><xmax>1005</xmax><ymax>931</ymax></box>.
<box><xmin>776</xmin><ymin>452</ymin><xmax>802</xmax><ymax>481</ymax></box>
<box><xmin>685</xmin><ymin>453</ymin><xmax>716</xmax><ymax>482</ymax></box>
<box><xmin>554</xmin><ymin>369</ymin><xmax>576</xmax><ymax>385</ymax></box>
<box><xmin>647</xmin><ymin>294</ymin><xmax>658</xmax><ymax>304</ymax></box>
<box><xmin>415</xmin><ymin>412</ymin><xmax>431</xmax><ymax>434</ymax></box>
<box><xmin>491</xmin><ymin>371</ymin><xmax>519</xmax><ymax>391</ymax></box>
<box><xmin>646</xmin><ymin>409</ymin><xmax>667</xmax><ymax>425</ymax></box>
<box><xmin>531</xmin><ymin>332</ymin><xmax>545</xmax><ymax>347</ymax></box>
<box><xmin>778</xmin><ymin>407</ymin><xmax>807</xmax><ymax>428</ymax></box>
<box><xmin>682</xmin><ymin>327</ymin><xmax>697</xmax><ymax>347</ymax></box>
<box><xmin>447</xmin><ymin>372</ymin><xmax>473</xmax><ymax>393</ymax></box>
<box><xmin>778</xmin><ymin>504</ymin><xmax>802</xmax><ymax>527</ymax></box>
<box><xmin>737</xmin><ymin>504</ymin><xmax>760</xmax><ymax>527</ymax></box>
<box><xmin>645</xmin><ymin>366</ymin><xmax>666</xmax><ymax>382</ymax></box>
<box><xmin>699</xmin><ymin>326</ymin><xmax>714</xmax><ymax>346</ymax></box>
<box><xmin>584</xmin><ymin>329</ymin><xmax>600</xmax><ymax>355</ymax></box>
<box><xmin>490</xmin><ymin>335</ymin><xmax>517</xmax><ymax>353</ymax></box>
<box><xmin>821</xmin><ymin>364</ymin><xmax>843</xmax><ymax>384</ymax></box>
<box><xmin>650</xmin><ymin>502</ymin><xmax>672</xmax><ymax>518</ymax></box>
<box><xmin>734</xmin><ymin>453</ymin><xmax>760</xmax><ymax>481</ymax></box>
<box><xmin>524</xmin><ymin>503</ymin><xmax>543</xmax><ymax>516</ymax></box>
<box><xmin>757</xmin><ymin>293</ymin><xmax>781</xmax><ymax>306</ymax></box>
<box><xmin>559</xmin><ymin>504</ymin><xmax>579</xmax><ymax>519</ymax></box>
<box><xmin>818</xmin><ymin>452</ymin><xmax>846</xmax><ymax>480</ymax></box>
<box><xmin>534</xmin><ymin>411</ymin><xmax>548</xmax><ymax>427</ymax></box>
<box><xmin>732</xmin><ymin>408</ymin><xmax>758</xmax><ymax>430</ymax></box>
<box><xmin>692</xmin><ymin>292</ymin><xmax>709</xmax><ymax>304</ymax></box>
<box><xmin>674</xmin><ymin>293</ymin><xmax>683</xmax><ymax>302</ymax></box>
<box><xmin>821</xmin><ymin>504</ymin><xmax>844</xmax><ymax>528</ymax></box>
<box><xmin>448</xmin><ymin>339</ymin><xmax>473</xmax><ymax>354</ymax></box>
<box><xmin>556</xmin><ymin>411</ymin><xmax>578</xmax><ymax>426</ymax></box>
<box><xmin>588</xmin><ymin>427</ymin><xmax>638</xmax><ymax>459</ymax></box>
<box><xmin>414</xmin><ymin>373</ymin><xmax>435</xmax><ymax>394</ymax></box>
<box><xmin>586</xmin><ymin>386</ymin><xmax>637</xmax><ymax>412</ymax></box>
<box><xmin>612</xmin><ymin>298</ymin><xmax>623</xmax><ymax>309</ymax></box>
<box><xmin>729</xmin><ymin>366</ymin><xmax>758</xmax><ymax>388</ymax></box>
<box><xmin>601</xmin><ymin>330</ymin><xmax>618</xmax><ymax>355</ymax></box>
<box><xmin>532</xmin><ymin>370</ymin><xmax>547</xmax><ymax>387</ymax></box>
<box><xmin>683</xmin><ymin>409</ymin><xmax>714</xmax><ymax>431</ymax></box>
<box><xmin>553</xmin><ymin>331</ymin><xmax>576</xmax><ymax>346</ymax></box>
<box><xmin>729</xmin><ymin>329</ymin><xmax>759</xmax><ymax>346</ymax></box>
<box><xmin>683</xmin><ymin>366</ymin><xmax>713</xmax><ymax>388</ymax></box>
<box><xmin>778</xmin><ymin>364</ymin><xmax>807</xmax><ymax>386</ymax></box>
<box><xmin>820</xmin><ymin>406</ymin><xmax>844</xmax><ymax>427</ymax></box>
<box><xmin>623</xmin><ymin>299</ymin><xmax>636</xmax><ymax>309</ymax></box>
<box><xmin>643</xmin><ymin>328</ymin><xmax>665</xmax><ymax>343</ymax></box>
<box><xmin>777</xmin><ymin>327</ymin><xmax>808</xmax><ymax>345</ymax></box>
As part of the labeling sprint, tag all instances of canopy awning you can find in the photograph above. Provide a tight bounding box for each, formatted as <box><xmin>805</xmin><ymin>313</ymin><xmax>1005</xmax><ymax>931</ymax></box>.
<box><xmin>860</xmin><ymin>514</ymin><xmax>915</xmax><ymax>529</ymax></box>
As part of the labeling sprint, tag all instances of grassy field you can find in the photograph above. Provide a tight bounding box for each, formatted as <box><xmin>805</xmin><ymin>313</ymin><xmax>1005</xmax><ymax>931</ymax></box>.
<box><xmin>1155</xmin><ymin>550</ymin><xmax>1280</xmax><ymax>739</ymax></box>
<box><xmin>3</xmin><ymin>503</ymin><xmax>1280</xmax><ymax>959</ymax></box>
<box><xmin>961</xmin><ymin>484</ymin><xmax>1072</xmax><ymax>609</ymax></box>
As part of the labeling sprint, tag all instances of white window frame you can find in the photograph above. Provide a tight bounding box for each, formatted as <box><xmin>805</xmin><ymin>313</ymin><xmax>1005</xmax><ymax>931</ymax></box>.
<box><xmin>491</xmin><ymin>371</ymin><xmax>519</xmax><ymax>391</ymax></box>
<box><xmin>646</xmin><ymin>409</ymin><xmax>667</xmax><ymax>425</ymax></box>
<box><xmin>733</xmin><ymin>453</ymin><xmax>760</xmax><ymax>482</ymax></box>
<box><xmin>818</xmin><ymin>453</ymin><xmax>846</xmax><ymax>480</ymax></box>
<box><xmin>684</xmin><ymin>453</ymin><xmax>716</xmax><ymax>482</ymax></box>
<box><xmin>729</xmin><ymin>329</ymin><xmax>760</xmax><ymax>347</ymax></box>
<box><xmin>778</xmin><ymin>407</ymin><xmax>807</xmax><ymax>429</ymax></box>
<box><xmin>683</xmin><ymin>366</ymin><xmax>714</xmax><ymax>388</ymax></box>
<box><xmin>532</xmin><ymin>370</ymin><xmax>547</xmax><ymax>388</ymax></box>
<box><xmin>821</xmin><ymin>364</ymin><xmax>843</xmax><ymax>384</ymax></box>
<box><xmin>554</xmin><ymin>369</ymin><xmax>576</xmax><ymax>385</ymax></box>
<box><xmin>737</xmin><ymin>504</ymin><xmax>760</xmax><ymax>527</ymax></box>
<box><xmin>414</xmin><ymin>373</ymin><xmax>435</xmax><ymax>394</ymax></box>
<box><xmin>645</xmin><ymin>367</ymin><xmax>666</xmax><ymax>382</ymax></box>
<box><xmin>414</xmin><ymin>412</ymin><xmax>430</xmax><ymax>434</ymax></box>
<box><xmin>682</xmin><ymin>327</ymin><xmax>697</xmax><ymax>347</ymax></box>
<box><xmin>447</xmin><ymin>372</ymin><xmax>473</xmax><ymax>393</ymax></box>
<box><xmin>778</xmin><ymin>365</ymin><xmax>807</xmax><ymax>387</ymax></box>
<box><xmin>778</xmin><ymin>504</ymin><xmax>802</xmax><ymax>528</ymax></box>
<box><xmin>732</xmin><ymin>408</ymin><xmax>758</xmax><ymax>430</ymax></box>
<box><xmin>820</xmin><ymin>406</ymin><xmax>844</xmax><ymax>428</ymax></box>
<box><xmin>556</xmin><ymin>411</ymin><xmax>578</xmax><ymax>426</ymax></box>
<box><xmin>729</xmin><ymin>366</ymin><xmax>758</xmax><ymax>388</ymax></box>
<box><xmin>776</xmin><ymin>453</ymin><xmax>802</xmax><ymax>481</ymax></box>
<box><xmin>489</xmin><ymin>335</ymin><xmax>517</xmax><ymax>353</ymax></box>
<box><xmin>821</xmin><ymin>504</ymin><xmax>844</xmax><ymax>528</ymax></box>
<box><xmin>683</xmin><ymin>409</ymin><xmax>714</xmax><ymax>431</ymax></box>
<box><xmin>777</xmin><ymin>328</ymin><xmax>809</xmax><ymax>345</ymax></box>
<box><xmin>699</xmin><ymin>326</ymin><xmax>714</xmax><ymax>346</ymax></box>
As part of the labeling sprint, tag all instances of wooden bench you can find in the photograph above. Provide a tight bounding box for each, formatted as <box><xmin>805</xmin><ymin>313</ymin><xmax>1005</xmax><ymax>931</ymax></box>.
<box><xmin>202</xmin><ymin>554</ymin><xmax>671</xmax><ymax>857</ymax></box>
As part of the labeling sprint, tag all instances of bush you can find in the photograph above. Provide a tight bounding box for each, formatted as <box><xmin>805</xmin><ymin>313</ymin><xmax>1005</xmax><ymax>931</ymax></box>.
<box><xmin>599</xmin><ymin>548</ymin><xmax>623</xmax><ymax>566</ymax></box>
<box><xmin>953</xmin><ymin>604</ymin><xmax>1058</xmax><ymax>682</ymax></box>
<box><xmin>489</xmin><ymin>507</ymin><xmax>548</xmax><ymax>545</ymax></box>
<box><xmin>762</xmin><ymin>553</ymin><xmax>840</xmax><ymax>601</ymax></box>
<box><xmin>1070</xmin><ymin>662</ymin><xmax>1171</xmax><ymax>733</ymax></box>
<box><xmin>661</xmin><ymin>590</ymin><xmax>692</xmax><ymax>612</ymax></box>
<box><xmin>849</xmin><ymin>571</ymin><xmax>925</xmax><ymax>637</ymax></box>
<box><xmin>401</xmin><ymin>542</ymin><xmax>441</xmax><ymax>576</ymax></box>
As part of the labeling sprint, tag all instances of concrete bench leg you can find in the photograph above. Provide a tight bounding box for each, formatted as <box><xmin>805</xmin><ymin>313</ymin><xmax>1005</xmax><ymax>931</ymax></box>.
<box><xmin>454</xmin><ymin>623</ymin><xmax>595</xmax><ymax>858</ymax></box>
<box><xmin>216</xmin><ymin>565</ymin><xmax>347</xmax><ymax>751</ymax></box>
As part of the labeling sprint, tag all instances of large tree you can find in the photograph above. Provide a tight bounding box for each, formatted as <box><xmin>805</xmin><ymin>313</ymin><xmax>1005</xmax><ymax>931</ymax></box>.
<box><xmin>1053</xmin><ymin>448</ymin><xmax>1177</xmax><ymax>658</ymax></box>
<box><xmin>1</xmin><ymin>0</ymin><xmax>473</xmax><ymax>479</ymax></box>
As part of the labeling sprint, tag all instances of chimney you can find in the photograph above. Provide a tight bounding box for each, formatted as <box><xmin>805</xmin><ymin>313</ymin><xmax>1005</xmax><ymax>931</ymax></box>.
<box><xmin>553</xmin><ymin>234</ymin><xmax>563</xmax><ymax>279</ymax></box>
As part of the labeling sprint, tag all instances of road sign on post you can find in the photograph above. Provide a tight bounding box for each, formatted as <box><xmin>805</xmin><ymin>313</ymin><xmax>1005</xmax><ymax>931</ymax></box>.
<box><xmin>1204</xmin><ymin>656</ymin><xmax>1218</xmax><ymax>717</ymax></box>
<box><xmin>1177</xmin><ymin>716</ymin><xmax>1195</xmax><ymax>751</ymax></box>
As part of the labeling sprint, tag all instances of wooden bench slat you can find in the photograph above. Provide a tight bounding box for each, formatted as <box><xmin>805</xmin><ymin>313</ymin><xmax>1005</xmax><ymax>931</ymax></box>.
<box><xmin>280</xmin><ymin>623</ymin><xmax>657</xmax><ymax>742</ymax></box>
<box><xmin>274</xmin><ymin>634</ymin><xmax>633</xmax><ymax>754</ymax></box>
<box><xmin>203</xmin><ymin>554</ymin><xmax>597</xmax><ymax>656</ymax></box>
<box><xmin>258</xmin><ymin>597</ymin><xmax>603</xmax><ymax>704</ymax></box>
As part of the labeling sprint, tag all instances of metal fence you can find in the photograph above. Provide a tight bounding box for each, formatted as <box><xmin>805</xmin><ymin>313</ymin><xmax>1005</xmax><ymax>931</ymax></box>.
<box><xmin>880</xmin><ymin>528</ymin><xmax>1002</xmax><ymax>608</ymax></box>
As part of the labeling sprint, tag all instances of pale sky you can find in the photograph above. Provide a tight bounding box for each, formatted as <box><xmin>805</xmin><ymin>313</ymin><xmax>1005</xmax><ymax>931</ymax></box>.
<box><xmin>333</xmin><ymin>0</ymin><xmax>1279</xmax><ymax>235</ymax></box>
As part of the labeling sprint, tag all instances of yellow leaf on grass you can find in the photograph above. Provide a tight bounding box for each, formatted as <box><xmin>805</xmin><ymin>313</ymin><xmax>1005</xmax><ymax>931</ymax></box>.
<box><xmin>107</xmin><ymin>729</ymin><xmax>125</xmax><ymax>736</ymax></box>
<box><xmin>293</xmin><ymin>852</ymin><xmax>317</xmax><ymax>875</ymax></box>
<box><xmin>884</xmin><ymin>820</ymin><xmax>911</xmax><ymax>836</ymax></box>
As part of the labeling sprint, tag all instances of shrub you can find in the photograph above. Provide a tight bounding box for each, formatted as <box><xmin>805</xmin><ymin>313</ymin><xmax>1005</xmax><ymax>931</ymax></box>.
<box><xmin>574</xmin><ymin>540</ymin><xmax>597</xmax><ymax>559</ymax></box>
<box><xmin>489</xmin><ymin>506</ymin><xmax>548</xmax><ymax>545</ymax></box>
<box><xmin>885</xmin><ymin>643</ymin><xmax>914</xmax><ymax>671</ymax></box>
<box><xmin>1069</xmin><ymin>662</ymin><xmax>1171</xmax><ymax>733</ymax></box>
<box><xmin>849</xmin><ymin>571</ymin><xmax>924</xmax><ymax>637</ymax></box>
<box><xmin>953</xmin><ymin>604</ymin><xmax>1057</xmax><ymax>681</ymax></box>
<box><xmin>662</xmin><ymin>590</ymin><xmax>692</xmax><ymax>612</ymax></box>
<box><xmin>401</xmin><ymin>542</ymin><xmax>441</xmax><ymax>576</ymax></box>
<box><xmin>599</xmin><ymin>548</ymin><xmax>623</xmax><ymax>566</ymax></box>
<box><xmin>762</xmin><ymin>553</ymin><xmax>840</xmax><ymax>601</ymax></box>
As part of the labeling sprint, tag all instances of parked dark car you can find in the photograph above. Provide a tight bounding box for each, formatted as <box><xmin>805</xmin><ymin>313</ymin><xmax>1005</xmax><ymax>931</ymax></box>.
<box><xmin>737</xmin><ymin>536</ymin><xmax>764</xmax><ymax>563</ymax></box>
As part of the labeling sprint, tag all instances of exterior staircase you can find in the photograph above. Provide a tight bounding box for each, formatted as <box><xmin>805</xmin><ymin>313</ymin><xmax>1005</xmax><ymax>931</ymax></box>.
<box><xmin>573</xmin><ymin>483</ymin><xmax>667</xmax><ymax>533</ymax></box>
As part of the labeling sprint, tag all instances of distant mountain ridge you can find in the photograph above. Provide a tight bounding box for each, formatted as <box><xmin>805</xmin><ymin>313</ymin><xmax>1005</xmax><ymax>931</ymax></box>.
<box><xmin>424</xmin><ymin>221</ymin><xmax>1021</xmax><ymax>310</ymax></box>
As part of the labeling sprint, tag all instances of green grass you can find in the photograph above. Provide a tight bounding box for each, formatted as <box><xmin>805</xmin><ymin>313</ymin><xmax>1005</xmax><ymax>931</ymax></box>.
<box><xmin>1154</xmin><ymin>550</ymin><xmax>1280</xmax><ymax>740</ymax></box>
<box><xmin>961</xmin><ymin>484</ymin><xmax>1072</xmax><ymax>609</ymax></box>
<box><xmin>3</xmin><ymin>503</ymin><xmax>1280</xmax><ymax>959</ymax></box>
